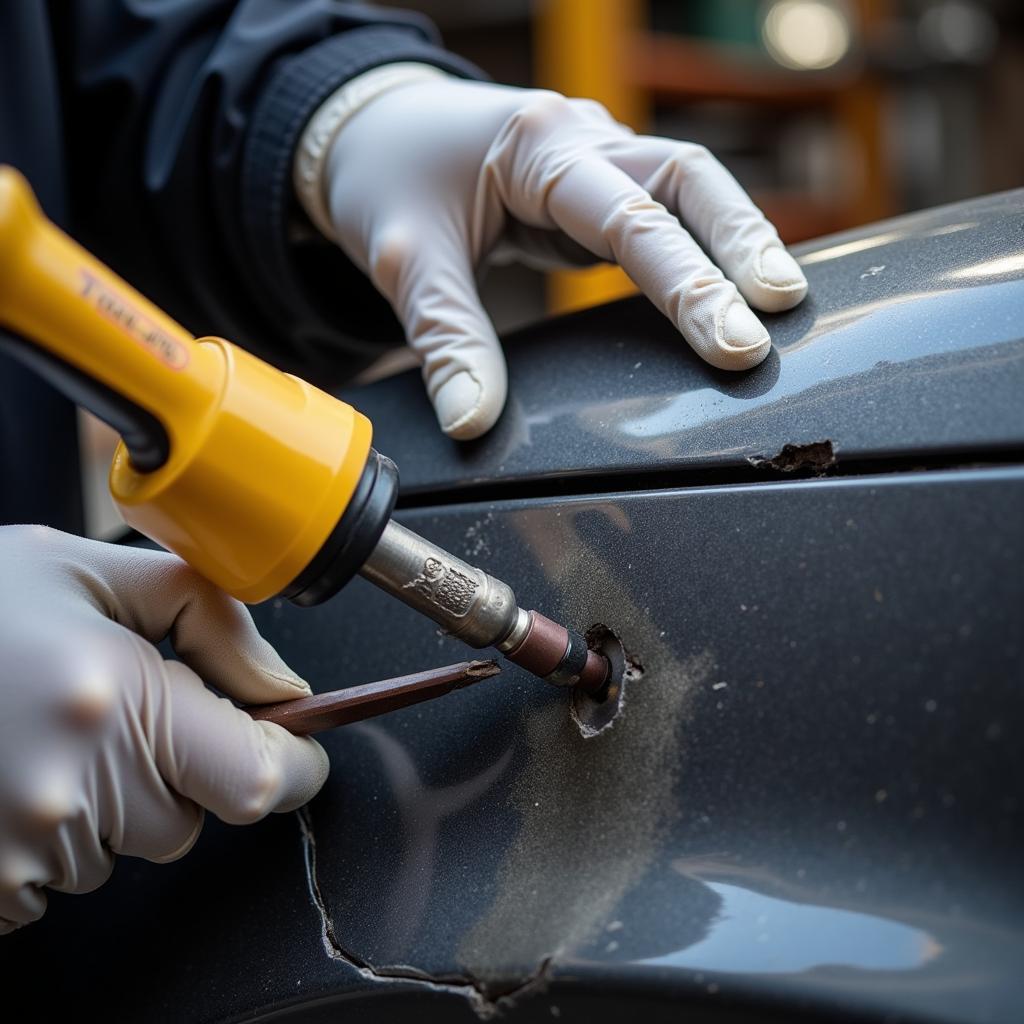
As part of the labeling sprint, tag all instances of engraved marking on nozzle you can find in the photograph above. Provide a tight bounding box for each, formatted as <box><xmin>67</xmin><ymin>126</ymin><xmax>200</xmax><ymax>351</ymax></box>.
<box><xmin>361</xmin><ymin>521</ymin><xmax>522</xmax><ymax>649</ymax></box>
<box><xmin>404</xmin><ymin>557</ymin><xmax>479</xmax><ymax>616</ymax></box>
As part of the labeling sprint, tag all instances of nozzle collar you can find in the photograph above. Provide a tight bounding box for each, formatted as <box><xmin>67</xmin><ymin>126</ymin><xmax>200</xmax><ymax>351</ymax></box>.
<box><xmin>282</xmin><ymin>448</ymin><xmax>398</xmax><ymax>606</ymax></box>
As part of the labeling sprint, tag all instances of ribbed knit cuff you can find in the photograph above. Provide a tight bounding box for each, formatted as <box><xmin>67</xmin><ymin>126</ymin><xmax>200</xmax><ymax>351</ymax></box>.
<box><xmin>293</xmin><ymin>62</ymin><xmax>448</xmax><ymax>243</ymax></box>
<box><xmin>240</xmin><ymin>26</ymin><xmax>485</xmax><ymax>316</ymax></box>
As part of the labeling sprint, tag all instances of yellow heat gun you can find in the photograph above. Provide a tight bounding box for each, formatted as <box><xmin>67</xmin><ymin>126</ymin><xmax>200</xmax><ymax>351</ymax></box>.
<box><xmin>0</xmin><ymin>166</ymin><xmax>608</xmax><ymax>693</ymax></box>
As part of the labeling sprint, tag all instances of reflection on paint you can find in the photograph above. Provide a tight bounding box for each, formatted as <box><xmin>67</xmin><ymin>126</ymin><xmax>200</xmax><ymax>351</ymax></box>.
<box><xmin>944</xmin><ymin>254</ymin><xmax>1024</xmax><ymax>282</ymax></box>
<box><xmin>919</xmin><ymin>220</ymin><xmax>978</xmax><ymax>238</ymax></box>
<box><xmin>354</xmin><ymin>723</ymin><xmax>513</xmax><ymax>956</ymax></box>
<box><xmin>608</xmin><ymin>279</ymin><xmax>1024</xmax><ymax>443</ymax></box>
<box><xmin>796</xmin><ymin>231</ymin><xmax>908</xmax><ymax>265</ymax></box>
<box><xmin>795</xmin><ymin>220</ymin><xmax>978</xmax><ymax>266</ymax></box>
<box><xmin>641</xmin><ymin>881</ymin><xmax>941</xmax><ymax>974</ymax></box>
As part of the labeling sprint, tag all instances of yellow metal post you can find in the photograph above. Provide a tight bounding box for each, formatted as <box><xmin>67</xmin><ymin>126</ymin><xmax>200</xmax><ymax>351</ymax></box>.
<box><xmin>534</xmin><ymin>0</ymin><xmax>647</xmax><ymax>315</ymax></box>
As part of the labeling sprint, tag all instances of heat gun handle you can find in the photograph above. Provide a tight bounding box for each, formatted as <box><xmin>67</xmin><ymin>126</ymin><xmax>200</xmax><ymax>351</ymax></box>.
<box><xmin>0</xmin><ymin>165</ymin><xmax>219</xmax><ymax>471</ymax></box>
<box><xmin>0</xmin><ymin>164</ymin><xmax>382</xmax><ymax>605</ymax></box>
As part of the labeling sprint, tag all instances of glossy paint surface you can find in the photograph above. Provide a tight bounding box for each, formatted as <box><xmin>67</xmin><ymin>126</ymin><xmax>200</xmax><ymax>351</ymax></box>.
<box><xmin>352</xmin><ymin>189</ymin><xmax>1024</xmax><ymax>495</ymax></box>
<box><xmin>7</xmin><ymin>197</ymin><xmax>1024</xmax><ymax>1023</ymax></box>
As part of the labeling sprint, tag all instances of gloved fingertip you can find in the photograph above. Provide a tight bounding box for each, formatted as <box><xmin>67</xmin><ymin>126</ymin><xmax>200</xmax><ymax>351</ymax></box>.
<box><xmin>433</xmin><ymin>371</ymin><xmax>497</xmax><ymax>440</ymax></box>
<box><xmin>265</xmin><ymin>668</ymin><xmax>313</xmax><ymax>696</ymax></box>
<box><xmin>233</xmin><ymin>627</ymin><xmax>312</xmax><ymax>702</ymax></box>
<box><xmin>710</xmin><ymin>301</ymin><xmax>771</xmax><ymax>371</ymax></box>
<box><xmin>266</xmin><ymin>732</ymin><xmax>330</xmax><ymax>815</ymax></box>
<box><xmin>213</xmin><ymin>661</ymin><xmax>311</xmax><ymax>707</ymax></box>
<box><xmin>242</xmin><ymin>723</ymin><xmax>329</xmax><ymax>818</ymax></box>
<box><xmin>750</xmin><ymin>245</ymin><xmax>808</xmax><ymax>312</ymax></box>
<box><xmin>150</xmin><ymin>808</ymin><xmax>205</xmax><ymax>865</ymax></box>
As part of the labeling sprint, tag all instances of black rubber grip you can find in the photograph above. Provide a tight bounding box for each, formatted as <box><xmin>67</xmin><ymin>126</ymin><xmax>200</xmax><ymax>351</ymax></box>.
<box><xmin>282</xmin><ymin>448</ymin><xmax>399</xmax><ymax>606</ymax></box>
<box><xmin>0</xmin><ymin>328</ymin><xmax>169</xmax><ymax>471</ymax></box>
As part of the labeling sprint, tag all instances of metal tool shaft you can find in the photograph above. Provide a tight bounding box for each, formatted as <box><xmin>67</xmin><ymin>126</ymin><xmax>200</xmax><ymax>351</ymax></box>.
<box><xmin>359</xmin><ymin>520</ymin><xmax>530</xmax><ymax>651</ymax></box>
<box><xmin>359</xmin><ymin>520</ymin><xmax>610</xmax><ymax>693</ymax></box>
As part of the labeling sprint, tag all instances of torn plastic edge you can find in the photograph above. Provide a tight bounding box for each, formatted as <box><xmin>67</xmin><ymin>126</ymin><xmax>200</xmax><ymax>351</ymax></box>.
<box><xmin>570</xmin><ymin>624</ymin><xmax>641</xmax><ymax>738</ymax></box>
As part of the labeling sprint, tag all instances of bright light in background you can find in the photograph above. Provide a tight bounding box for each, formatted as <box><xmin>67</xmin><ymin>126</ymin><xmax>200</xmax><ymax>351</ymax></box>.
<box><xmin>762</xmin><ymin>0</ymin><xmax>851</xmax><ymax>70</ymax></box>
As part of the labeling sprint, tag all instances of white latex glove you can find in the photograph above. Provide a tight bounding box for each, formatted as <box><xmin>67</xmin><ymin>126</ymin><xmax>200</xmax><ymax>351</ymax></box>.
<box><xmin>0</xmin><ymin>526</ymin><xmax>329</xmax><ymax>933</ymax></box>
<box><xmin>296</xmin><ymin>70</ymin><xmax>808</xmax><ymax>439</ymax></box>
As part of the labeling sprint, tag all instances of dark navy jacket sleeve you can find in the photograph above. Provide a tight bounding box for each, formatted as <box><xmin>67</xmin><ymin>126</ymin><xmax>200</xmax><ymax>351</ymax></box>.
<box><xmin>56</xmin><ymin>1</ymin><xmax>484</xmax><ymax>384</ymax></box>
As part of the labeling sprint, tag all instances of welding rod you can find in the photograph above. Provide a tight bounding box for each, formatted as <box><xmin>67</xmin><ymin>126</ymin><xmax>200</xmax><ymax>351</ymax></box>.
<box><xmin>248</xmin><ymin>659</ymin><xmax>502</xmax><ymax>735</ymax></box>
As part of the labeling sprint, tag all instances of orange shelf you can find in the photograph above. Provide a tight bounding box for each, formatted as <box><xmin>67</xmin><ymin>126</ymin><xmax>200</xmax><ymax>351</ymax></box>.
<box><xmin>627</xmin><ymin>32</ymin><xmax>857</xmax><ymax>106</ymax></box>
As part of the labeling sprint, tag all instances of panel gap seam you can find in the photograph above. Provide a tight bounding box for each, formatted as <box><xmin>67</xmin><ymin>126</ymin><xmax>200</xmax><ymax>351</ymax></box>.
<box><xmin>395</xmin><ymin>449</ymin><xmax>1024</xmax><ymax>510</ymax></box>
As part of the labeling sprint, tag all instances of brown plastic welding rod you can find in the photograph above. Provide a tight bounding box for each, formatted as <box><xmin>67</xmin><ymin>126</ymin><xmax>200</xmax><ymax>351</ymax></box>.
<box><xmin>247</xmin><ymin>660</ymin><xmax>502</xmax><ymax>735</ymax></box>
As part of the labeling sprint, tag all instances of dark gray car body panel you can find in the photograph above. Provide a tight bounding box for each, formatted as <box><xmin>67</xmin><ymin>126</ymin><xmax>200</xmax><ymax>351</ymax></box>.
<box><xmin>353</xmin><ymin>188</ymin><xmax>1024</xmax><ymax>495</ymax></box>
<box><xmin>7</xmin><ymin>194</ymin><xmax>1024</xmax><ymax>1023</ymax></box>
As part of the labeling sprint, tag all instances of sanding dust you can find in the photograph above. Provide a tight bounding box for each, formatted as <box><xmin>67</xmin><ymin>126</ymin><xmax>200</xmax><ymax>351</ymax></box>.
<box><xmin>462</xmin><ymin>513</ymin><xmax>496</xmax><ymax>560</ymax></box>
<box><xmin>456</xmin><ymin>506</ymin><xmax>714</xmax><ymax>977</ymax></box>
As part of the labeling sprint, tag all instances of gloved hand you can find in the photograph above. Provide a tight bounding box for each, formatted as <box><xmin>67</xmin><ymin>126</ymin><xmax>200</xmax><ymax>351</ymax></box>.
<box><xmin>297</xmin><ymin>71</ymin><xmax>808</xmax><ymax>439</ymax></box>
<box><xmin>0</xmin><ymin>526</ymin><xmax>329</xmax><ymax>933</ymax></box>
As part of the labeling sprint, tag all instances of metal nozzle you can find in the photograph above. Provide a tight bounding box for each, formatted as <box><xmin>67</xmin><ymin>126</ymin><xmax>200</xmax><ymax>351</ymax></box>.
<box><xmin>359</xmin><ymin>520</ymin><xmax>527</xmax><ymax>649</ymax></box>
<box><xmin>359</xmin><ymin>520</ymin><xmax>609</xmax><ymax>692</ymax></box>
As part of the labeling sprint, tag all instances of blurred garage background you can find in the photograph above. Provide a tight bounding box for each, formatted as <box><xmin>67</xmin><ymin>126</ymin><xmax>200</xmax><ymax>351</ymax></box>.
<box><xmin>81</xmin><ymin>0</ymin><xmax>1024</xmax><ymax>535</ymax></box>
<box><xmin>381</xmin><ymin>0</ymin><xmax>1023</xmax><ymax>323</ymax></box>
